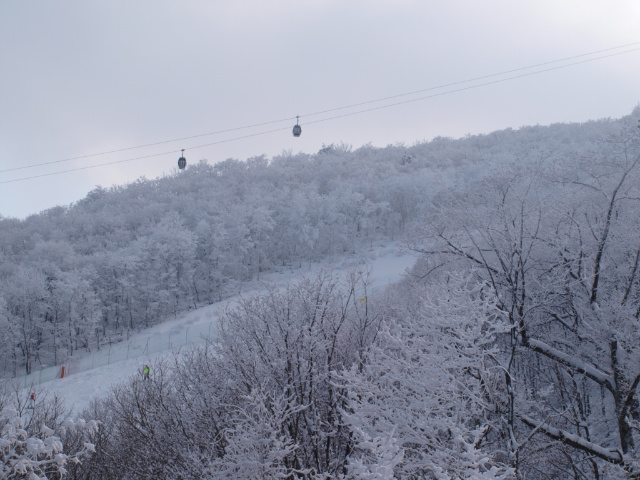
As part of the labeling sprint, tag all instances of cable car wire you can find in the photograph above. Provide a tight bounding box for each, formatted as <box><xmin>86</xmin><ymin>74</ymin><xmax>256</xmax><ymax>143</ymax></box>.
<box><xmin>0</xmin><ymin>117</ymin><xmax>294</xmax><ymax>174</ymax></box>
<box><xmin>297</xmin><ymin>40</ymin><xmax>640</xmax><ymax>119</ymax></box>
<box><xmin>0</xmin><ymin>126</ymin><xmax>291</xmax><ymax>184</ymax></box>
<box><xmin>302</xmin><ymin>45</ymin><xmax>640</xmax><ymax>127</ymax></box>
<box><xmin>155</xmin><ymin>44</ymin><xmax>640</xmax><ymax>152</ymax></box>
<box><xmin>3</xmin><ymin>40</ymin><xmax>640</xmax><ymax>176</ymax></box>
<box><xmin>2</xmin><ymin>42</ymin><xmax>640</xmax><ymax>184</ymax></box>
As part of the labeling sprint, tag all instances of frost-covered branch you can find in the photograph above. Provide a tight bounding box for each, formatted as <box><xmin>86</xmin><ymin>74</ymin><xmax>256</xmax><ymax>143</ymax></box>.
<box><xmin>519</xmin><ymin>414</ymin><xmax>624</xmax><ymax>465</ymax></box>
<box><xmin>525</xmin><ymin>338</ymin><xmax>614</xmax><ymax>390</ymax></box>
<box><xmin>0</xmin><ymin>408</ymin><xmax>97</xmax><ymax>479</ymax></box>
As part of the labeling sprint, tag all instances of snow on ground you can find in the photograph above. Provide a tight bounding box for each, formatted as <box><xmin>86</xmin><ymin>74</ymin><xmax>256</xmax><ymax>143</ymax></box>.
<box><xmin>18</xmin><ymin>243</ymin><xmax>418</xmax><ymax>415</ymax></box>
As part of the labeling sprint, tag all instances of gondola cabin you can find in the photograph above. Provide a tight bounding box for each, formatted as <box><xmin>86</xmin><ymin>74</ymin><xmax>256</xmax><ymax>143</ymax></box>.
<box><xmin>293</xmin><ymin>116</ymin><xmax>302</xmax><ymax>137</ymax></box>
<box><xmin>178</xmin><ymin>149</ymin><xmax>186</xmax><ymax>170</ymax></box>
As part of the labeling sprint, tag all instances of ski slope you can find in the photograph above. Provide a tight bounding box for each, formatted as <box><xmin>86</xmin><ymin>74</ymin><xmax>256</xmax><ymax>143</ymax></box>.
<box><xmin>26</xmin><ymin>243</ymin><xmax>418</xmax><ymax>415</ymax></box>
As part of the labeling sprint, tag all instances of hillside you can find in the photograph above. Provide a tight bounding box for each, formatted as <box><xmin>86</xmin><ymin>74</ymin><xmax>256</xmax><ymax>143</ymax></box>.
<box><xmin>2</xmin><ymin>108</ymin><xmax>640</xmax><ymax>479</ymax></box>
<box><xmin>0</xmin><ymin>113</ymin><xmax>631</xmax><ymax>379</ymax></box>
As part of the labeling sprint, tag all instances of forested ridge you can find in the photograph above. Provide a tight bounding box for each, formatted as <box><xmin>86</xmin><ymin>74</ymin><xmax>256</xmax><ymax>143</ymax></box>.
<box><xmin>2</xmin><ymin>108</ymin><xmax>640</xmax><ymax>479</ymax></box>
<box><xmin>2</xmin><ymin>119</ymin><xmax>601</xmax><ymax>376</ymax></box>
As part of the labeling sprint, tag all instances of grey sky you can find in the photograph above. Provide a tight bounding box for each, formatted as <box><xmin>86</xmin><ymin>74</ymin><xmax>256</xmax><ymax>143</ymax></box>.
<box><xmin>1</xmin><ymin>1</ymin><xmax>639</xmax><ymax>219</ymax></box>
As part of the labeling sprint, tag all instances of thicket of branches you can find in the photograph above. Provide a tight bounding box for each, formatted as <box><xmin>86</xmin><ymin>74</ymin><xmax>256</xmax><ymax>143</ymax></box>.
<box><xmin>410</xmin><ymin>111</ymin><xmax>640</xmax><ymax>478</ymax></box>
<box><xmin>65</xmin><ymin>269</ymin><xmax>515</xmax><ymax>479</ymax></box>
<box><xmin>0</xmin><ymin>383</ymin><xmax>96</xmax><ymax>479</ymax></box>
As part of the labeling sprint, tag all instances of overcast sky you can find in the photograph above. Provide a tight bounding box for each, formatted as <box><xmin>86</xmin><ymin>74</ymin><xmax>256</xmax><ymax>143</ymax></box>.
<box><xmin>1</xmin><ymin>1</ymin><xmax>639</xmax><ymax>219</ymax></box>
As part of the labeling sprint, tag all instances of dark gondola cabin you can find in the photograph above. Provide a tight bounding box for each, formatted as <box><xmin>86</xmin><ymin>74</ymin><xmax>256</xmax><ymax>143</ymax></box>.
<box><xmin>293</xmin><ymin>116</ymin><xmax>301</xmax><ymax>137</ymax></box>
<box><xmin>178</xmin><ymin>149</ymin><xmax>186</xmax><ymax>170</ymax></box>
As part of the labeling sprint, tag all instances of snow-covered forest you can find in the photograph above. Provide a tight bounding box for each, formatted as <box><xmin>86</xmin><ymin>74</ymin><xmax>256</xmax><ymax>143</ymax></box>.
<box><xmin>2</xmin><ymin>108</ymin><xmax>640</xmax><ymax>479</ymax></box>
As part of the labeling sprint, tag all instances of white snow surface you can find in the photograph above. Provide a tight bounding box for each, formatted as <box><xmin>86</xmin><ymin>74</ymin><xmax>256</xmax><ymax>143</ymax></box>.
<box><xmin>16</xmin><ymin>243</ymin><xmax>418</xmax><ymax>416</ymax></box>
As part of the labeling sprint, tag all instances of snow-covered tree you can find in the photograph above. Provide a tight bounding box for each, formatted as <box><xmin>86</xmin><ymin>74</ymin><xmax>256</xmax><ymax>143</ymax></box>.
<box><xmin>3</xmin><ymin>266</ymin><xmax>49</xmax><ymax>374</ymax></box>
<box><xmin>203</xmin><ymin>388</ymin><xmax>302</xmax><ymax>480</ymax></box>
<box><xmin>0</xmin><ymin>385</ymin><xmax>97</xmax><ymax>480</ymax></box>
<box><xmin>412</xmin><ymin>116</ymin><xmax>640</xmax><ymax>478</ymax></box>
<box><xmin>213</xmin><ymin>269</ymin><xmax>377</xmax><ymax>477</ymax></box>
<box><xmin>342</xmin><ymin>272</ymin><xmax>514</xmax><ymax>479</ymax></box>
